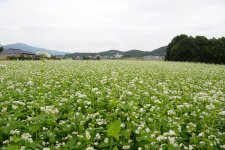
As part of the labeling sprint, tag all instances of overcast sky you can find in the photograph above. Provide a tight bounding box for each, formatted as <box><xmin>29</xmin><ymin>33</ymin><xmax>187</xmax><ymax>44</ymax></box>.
<box><xmin>0</xmin><ymin>0</ymin><xmax>225</xmax><ymax>52</ymax></box>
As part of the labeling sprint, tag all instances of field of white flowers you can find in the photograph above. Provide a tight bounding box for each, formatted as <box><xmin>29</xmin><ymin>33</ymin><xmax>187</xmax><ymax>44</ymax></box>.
<box><xmin>0</xmin><ymin>60</ymin><xmax>225</xmax><ymax>150</ymax></box>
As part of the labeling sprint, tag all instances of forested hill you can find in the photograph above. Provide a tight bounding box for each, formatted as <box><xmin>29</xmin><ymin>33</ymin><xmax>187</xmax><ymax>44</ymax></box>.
<box><xmin>64</xmin><ymin>46</ymin><xmax>167</xmax><ymax>58</ymax></box>
<box><xmin>3</xmin><ymin>43</ymin><xmax>68</xmax><ymax>55</ymax></box>
<box><xmin>150</xmin><ymin>46</ymin><xmax>167</xmax><ymax>56</ymax></box>
<box><xmin>165</xmin><ymin>34</ymin><xmax>225</xmax><ymax>64</ymax></box>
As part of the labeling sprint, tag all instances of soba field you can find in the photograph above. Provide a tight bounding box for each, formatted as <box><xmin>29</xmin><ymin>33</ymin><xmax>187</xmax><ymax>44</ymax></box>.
<box><xmin>0</xmin><ymin>60</ymin><xmax>225</xmax><ymax>150</ymax></box>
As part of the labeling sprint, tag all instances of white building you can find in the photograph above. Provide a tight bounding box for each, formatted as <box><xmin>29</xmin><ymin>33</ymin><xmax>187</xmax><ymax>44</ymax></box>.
<box><xmin>114</xmin><ymin>53</ymin><xmax>123</xmax><ymax>58</ymax></box>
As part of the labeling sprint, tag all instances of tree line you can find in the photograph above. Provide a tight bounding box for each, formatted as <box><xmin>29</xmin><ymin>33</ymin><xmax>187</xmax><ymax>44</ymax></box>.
<box><xmin>0</xmin><ymin>44</ymin><xmax>3</xmax><ymax>53</ymax></box>
<box><xmin>165</xmin><ymin>34</ymin><xmax>225</xmax><ymax>64</ymax></box>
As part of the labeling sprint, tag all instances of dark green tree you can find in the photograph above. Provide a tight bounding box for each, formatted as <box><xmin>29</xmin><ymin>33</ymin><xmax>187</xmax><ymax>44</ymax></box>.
<box><xmin>194</xmin><ymin>36</ymin><xmax>208</xmax><ymax>61</ymax></box>
<box><xmin>0</xmin><ymin>44</ymin><xmax>4</xmax><ymax>53</ymax></box>
<box><xmin>165</xmin><ymin>34</ymin><xmax>188</xmax><ymax>60</ymax></box>
<box><xmin>171</xmin><ymin>36</ymin><xmax>197</xmax><ymax>61</ymax></box>
<box><xmin>165</xmin><ymin>34</ymin><xmax>225</xmax><ymax>64</ymax></box>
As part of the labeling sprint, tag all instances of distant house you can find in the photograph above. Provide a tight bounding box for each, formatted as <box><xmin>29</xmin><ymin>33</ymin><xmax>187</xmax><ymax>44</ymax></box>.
<box><xmin>143</xmin><ymin>56</ymin><xmax>165</xmax><ymax>60</ymax></box>
<box><xmin>0</xmin><ymin>49</ymin><xmax>36</xmax><ymax>60</ymax></box>
<box><xmin>72</xmin><ymin>56</ymin><xmax>81</xmax><ymax>60</ymax></box>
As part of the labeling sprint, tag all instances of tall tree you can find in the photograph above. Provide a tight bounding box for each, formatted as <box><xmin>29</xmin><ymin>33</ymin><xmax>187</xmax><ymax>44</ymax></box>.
<box><xmin>0</xmin><ymin>44</ymin><xmax>4</xmax><ymax>53</ymax></box>
<box><xmin>165</xmin><ymin>34</ymin><xmax>225</xmax><ymax>64</ymax></box>
<box><xmin>194</xmin><ymin>36</ymin><xmax>208</xmax><ymax>62</ymax></box>
<box><xmin>165</xmin><ymin>34</ymin><xmax>188</xmax><ymax>60</ymax></box>
<box><xmin>171</xmin><ymin>36</ymin><xmax>197</xmax><ymax>61</ymax></box>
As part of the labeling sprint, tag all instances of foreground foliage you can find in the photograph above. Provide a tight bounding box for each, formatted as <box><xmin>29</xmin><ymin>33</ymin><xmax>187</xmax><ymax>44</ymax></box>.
<box><xmin>0</xmin><ymin>60</ymin><xmax>225</xmax><ymax>150</ymax></box>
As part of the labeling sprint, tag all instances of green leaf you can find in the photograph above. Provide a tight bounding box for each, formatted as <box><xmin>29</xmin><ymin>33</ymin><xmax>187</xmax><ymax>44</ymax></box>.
<box><xmin>65</xmin><ymin>138</ymin><xmax>77</xmax><ymax>149</ymax></box>
<box><xmin>4</xmin><ymin>145</ymin><xmax>20</xmax><ymax>150</ymax></box>
<box><xmin>98</xmin><ymin>142</ymin><xmax>110</xmax><ymax>148</ymax></box>
<box><xmin>113</xmin><ymin>146</ymin><xmax>119</xmax><ymax>150</ymax></box>
<box><xmin>13</xmin><ymin>137</ymin><xmax>21</xmax><ymax>143</ymax></box>
<box><xmin>136</xmin><ymin>136</ymin><xmax>150</xmax><ymax>142</ymax></box>
<box><xmin>121</xmin><ymin>130</ymin><xmax>130</xmax><ymax>140</ymax></box>
<box><xmin>107</xmin><ymin>120</ymin><xmax>121</xmax><ymax>140</ymax></box>
<box><xmin>202</xmin><ymin>138</ymin><xmax>211</xmax><ymax>143</ymax></box>
<box><xmin>190</xmin><ymin>137</ymin><xmax>199</xmax><ymax>144</ymax></box>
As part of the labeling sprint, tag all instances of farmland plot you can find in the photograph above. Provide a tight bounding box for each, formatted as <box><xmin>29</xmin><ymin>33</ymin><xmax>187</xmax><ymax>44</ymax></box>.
<box><xmin>0</xmin><ymin>60</ymin><xmax>225</xmax><ymax>150</ymax></box>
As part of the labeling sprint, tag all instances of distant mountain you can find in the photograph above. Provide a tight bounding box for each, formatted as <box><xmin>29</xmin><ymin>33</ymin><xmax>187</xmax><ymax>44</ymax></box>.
<box><xmin>123</xmin><ymin>50</ymin><xmax>151</xmax><ymax>57</ymax></box>
<box><xmin>3</xmin><ymin>43</ymin><xmax>167</xmax><ymax>57</ymax></box>
<box><xmin>64</xmin><ymin>52</ymin><xmax>98</xmax><ymax>57</ymax></box>
<box><xmin>150</xmin><ymin>46</ymin><xmax>167</xmax><ymax>56</ymax></box>
<box><xmin>64</xmin><ymin>50</ymin><xmax>122</xmax><ymax>58</ymax></box>
<box><xmin>65</xmin><ymin>46</ymin><xmax>167</xmax><ymax>58</ymax></box>
<box><xmin>98</xmin><ymin>50</ymin><xmax>122</xmax><ymax>56</ymax></box>
<box><xmin>3</xmin><ymin>43</ymin><xmax>69</xmax><ymax>55</ymax></box>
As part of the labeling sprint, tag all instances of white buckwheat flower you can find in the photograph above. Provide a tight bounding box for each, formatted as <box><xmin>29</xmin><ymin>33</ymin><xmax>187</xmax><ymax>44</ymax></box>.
<box><xmin>10</xmin><ymin>129</ymin><xmax>20</xmax><ymax>135</ymax></box>
<box><xmin>168</xmin><ymin>110</ymin><xmax>176</xmax><ymax>115</ymax></box>
<box><xmin>85</xmin><ymin>131</ymin><xmax>91</xmax><ymax>140</ymax></box>
<box><xmin>219</xmin><ymin>111</ymin><xmax>225</xmax><ymax>116</ymax></box>
<box><xmin>40</xmin><ymin>106</ymin><xmax>59</xmax><ymax>114</ymax></box>
<box><xmin>104</xmin><ymin>138</ymin><xmax>109</xmax><ymax>143</ymax></box>
<box><xmin>122</xmin><ymin>145</ymin><xmax>130</xmax><ymax>149</ymax></box>
<box><xmin>95</xmin><ymin>133</ymin><xmax>101</xmax><ymax>140</ymax></box>
<box><xmin>121</xmin><ymin>123</ymin><xmax>126</xmax><ymax>128</ymax></box>
<box><xmin>21</xmin><ymin>133</ymin><xmax>33</xmax><ymax>143</ymax></box>
<box><xmin>86</xmin><ymin>147</ymin><xmax>95</xmax><ymax>150</ymax></box>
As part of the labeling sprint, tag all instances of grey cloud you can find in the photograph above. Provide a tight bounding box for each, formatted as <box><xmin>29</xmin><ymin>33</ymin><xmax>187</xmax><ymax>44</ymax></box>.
<box><xmin>0</xmin><ymin>0</ymin><xmax>225</xmax><ymax>52</ymax></box>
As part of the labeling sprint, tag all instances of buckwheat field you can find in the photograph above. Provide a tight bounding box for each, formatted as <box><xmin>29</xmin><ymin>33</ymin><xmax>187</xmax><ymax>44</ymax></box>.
<box><xmin>0</xmin><ymin>60</ymin><xmax>225</xmax><ymax>150</ymax></box>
